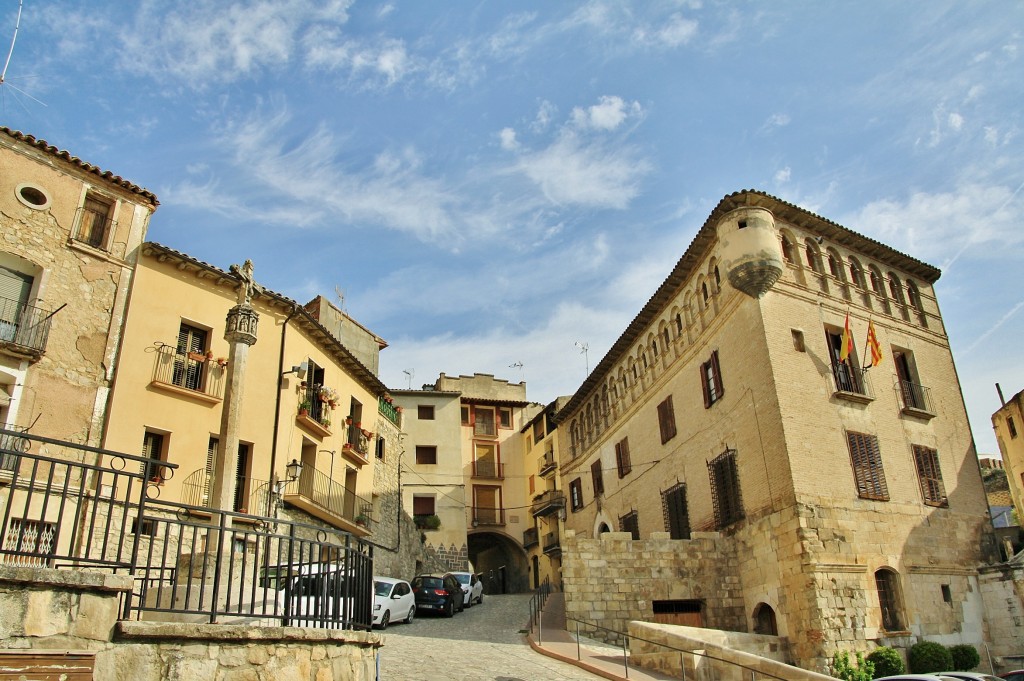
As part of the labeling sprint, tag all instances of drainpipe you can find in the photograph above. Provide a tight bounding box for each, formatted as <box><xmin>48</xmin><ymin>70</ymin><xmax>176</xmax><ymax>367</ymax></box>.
<box><xmin>266</xmin><ymin>304</ymin><xmax>300</xmax><ymax>516</ymax></box>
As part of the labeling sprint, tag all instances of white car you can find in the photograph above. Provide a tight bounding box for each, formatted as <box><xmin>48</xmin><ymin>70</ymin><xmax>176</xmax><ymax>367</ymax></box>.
<box><xmin>451</xmin><ymin>572</ymin><xmax>483</xmax><ymax>607</ymax></box>
<box><xmin>373</xmin><ymin>576</ymin><xmax>415</xmax><ymax>629</ymax></box>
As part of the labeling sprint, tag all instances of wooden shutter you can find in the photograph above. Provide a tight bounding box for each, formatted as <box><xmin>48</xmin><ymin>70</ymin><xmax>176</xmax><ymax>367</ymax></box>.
<box><xmin>846</xmin><ymin>432</ymin><xmax>889</xmax><ymax>500</ymax></box>
<box><xmin>912</xmin><ymin>445</ymin><xmax>946</xmax><ymax>506</ymax></box>
<box><xmin>711</xmin><ymin>350</ymin><xmax>724</xmax><ymax>400</ymax></box>
<box><xmin>591</xmin><ymin>460</ymin><xmax>604</xmax><ymax>496</ymax></box>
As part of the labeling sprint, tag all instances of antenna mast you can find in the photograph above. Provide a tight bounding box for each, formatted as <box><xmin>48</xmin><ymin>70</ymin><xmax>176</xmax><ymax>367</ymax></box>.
<box><xmin>0</xmin><ymin>0</ymin><xmax>23</xmax><ymax>85</ymax></box>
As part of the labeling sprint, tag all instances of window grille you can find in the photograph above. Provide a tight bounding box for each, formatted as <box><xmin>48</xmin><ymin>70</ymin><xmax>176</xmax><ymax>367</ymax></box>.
<box><xmin>846</xmin><ymin>432</ymin><xmax>889</xmax><ymax>500</ymax></box>
<box><xmin>662</xmin><ymin>483</ymin><xmax>690</xmax><ymax>539</ymax></box>
<box><xmin>619</xmin><ymin>510</ymin><xmax>639</xmax><ymax>539</ymax></box>
<box><xmin>875</xmin><ymin>568</ymin><xmax>904</xmax><ymax>632</ymax></box>
<box><xmin>2</xmin><ymin>518</ymin><xmax>56</xmax><ymax>567</ymax></box>
<box><xmin>912</xmin><ymin>445</ymin><xmax>947</xmax><ymax>506</ymax></box>
<box><xmin>708</xmin><ymin>448</ymin><xmax>744</xmax><ymax>528</ymax></box>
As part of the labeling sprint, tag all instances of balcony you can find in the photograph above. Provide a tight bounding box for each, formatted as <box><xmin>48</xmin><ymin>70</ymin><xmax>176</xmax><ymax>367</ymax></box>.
<box><xmin>0</xmin><ymin>297</ymin><xmax>53</xmax><ymax>361</ymax></box>
<box><xmin>0</xmin><ymin>426</ymin><xmax>28</xmax><ymax>472</ymax></box>
<box><xmin>180</xmin><ymin>469</ymin><xmax>270</xmax><ymax>515</ymax></box>
<box><xmin>543</xmin><ymin>529</ymin><xmax>561</xmax><ymax>556</ymax></box>
<box><xmin>474</xmin><ymin>420</ymin><xmax>497</xmax><ymax>438</ymax></box>
<box><xmin>829</xmin><ymin>363</ymin><xmax>873</xmax><ymax>404</ymax></box>
<box><xmin>341</xmin><ymin>423</ymin><xmax>372</xmax><ymax>466</ymax></box>
<box><xmin>150</xmin><ymin>344</ymin><xmax>225</xmax><ymax>403</ymax></box>
<box><xmin>472</xmin><ymin>506</ymin><xmax>505</xmax><ymax>527</ymax></box>
<box><xmin>472</xmin><ymin>459</ymin><xmax>504</xmax><ymax>479</ymax></box>
<box><xmin>281</xmin><ymin>465</ymin><xmax>372</xmax><ymax>536</ymax></box>
<box><xmin>378</xmin><ymin>396</ymin><xmax>401</xmax><ymax>426</ymax></box>
<box><xmin>531</xmin><ymin>490</ymin><xmax>565</xmax><ymax>517</ymax></box>
<box><xmin>72</xmin><ymin>203</ymin><xmax>116</xmax><ymax>251</ymax></box>
<box><xmin>296</xmin><ymin>384</ymin><xmax>337</xmax><ymax>436</ymax></box>
<box><xmin>898</xmin><ymin>380</ymin><xmax>935</xmax><ymax>419</ymax></box>
<box><xmin>538</xmin><ymin>450</ymin><xmax>556</xmax><ymax>477</ymax></box>
<box><xmin>523</xmin><ymin>527</ymin><xmax>539</xmax><ymax>548</ymax></box>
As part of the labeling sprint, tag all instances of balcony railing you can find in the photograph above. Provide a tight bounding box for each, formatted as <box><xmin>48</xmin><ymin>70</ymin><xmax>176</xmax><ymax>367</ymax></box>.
<box><xmin>299</xmin><ymin>384</ymin><xmax>336</xmax><ymax>428</ymax></box>
<box><xmin>73</xmin><ymin>204</ymin><xmax>116</xmax><ymax>250</ymax></box>
<box><xmin>180</xmin><ymin>469</ymin><xmax>270</xmax><ymax>515</ymax></box>
<box><xmin>523</xmin><ymin>527</ymin><xmax>539</xmax><ymax>548</ymax></box>
<box><xmin>0</xmin><ymin>426</ymin><xmax>28</xmax><ymax>471</ymax></box>
<box><xmin>345</xmin><ymin>425</ymin><xmax>372</xmax><ymax>458</ymax></box>
<box><xmin>543</xmin><ymin>529</ymin><xmax>561</xmax><ymax>555</ymax></box>
<box><xmin>0</xmin><ymin>297</ymin><xmax>54</xmax><ymax>356</ymax></box>
<box><xmin>829</xmin><ymin>362</ymin><xmax>873</xmax><ymax>402</ymax></box>
<box><xmin>378</xmin><ymin>397</ymin><xmax>401</xmax><ymax>426</ymax></box>
<box><xmin>531</xmin><ymin>490</ymin><xmax>566</xmax><ymax>517</ymax></box>
<box><xmin>282</xmin><ymin>464</ymin><xmax>372</xmax><ymax>530</ymax></box>
<box><xmin>474</xmin><ymin>420</ymin><xmax>496</xmax><ymax>437</ymax></box>
<box><xmin>898</xmin><ymin>380</ymin><xmax>933</xmax><ymax>416</ymax></box>
<box><xmin>472</xmin><ymin>460</ymin><xmax>504</xmax><ymax>479</ymax></box>
<box><xmin>472</xmin><ymin>506</ymin><xmax>505</xmax><ymax>527</ymax></box>
<box><xmin>538</xmin><ymin>450</ymin><xmax>556</xmax><ymax>476</ymax></box>
<box><xmin>151</xmin><ymin>344</ymin><xmax>225</xmax><ymax>399</ymax></box>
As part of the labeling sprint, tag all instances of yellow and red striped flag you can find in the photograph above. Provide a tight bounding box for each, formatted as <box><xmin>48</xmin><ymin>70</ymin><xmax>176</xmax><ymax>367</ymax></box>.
<box><xmin>865</xmin><ymin>319</ymin><xmax>883</xmax><ymax>367</ymax></box>
<box><xmin>839</xmin><ymin>313</ymin><xmax>854</xmax><ymax>362</ymax></box>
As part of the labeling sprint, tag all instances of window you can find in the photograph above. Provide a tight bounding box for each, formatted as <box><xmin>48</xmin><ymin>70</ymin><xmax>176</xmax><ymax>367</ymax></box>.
<box><xmin>912</xmin><ymin>445</ymin><xmax>947</xmax><ymax>506</ymax></box>
<box><xmin>0</xmin><ymin>265</ymin><xmax>34</xmax><ymax>343</ymax></box>
<box><xmin>849</xmin><ymin>258</ymin><xmax>866</xmax><ymax>288</ymax></box>
<box><xmin>615</xmin><ymin>438</ymin><xmax>631</xmax><ymax>478</ymax></box>
<box><xmin>528</xmin><ymin>475</ymin><xmax>535</xmax><ymax>495</ymax></box>
<box><xmin>827</xmin><ymin>250</ymin><xmax>842</xmax><ymax>278</ymax></box>
<box><xmin>825</xmin><ymin>327</ymin><xmax>863</xmax><ymax>395</ymax></box>
<box><xmin>875</xmin><ymin>568</ymin><xmax>905</xmax><ymax>632</ymax></box>
<box><xmin>461</xmin><ymin>406</ymin><xmax>470</xmax><ymax>425</ymax></box>
<box><xmin>413</xmin><ymin>495</ymin><xmax>435</xmax><ymax>516</ymax></box>
<box><xmin>804</xmin><ymin>239</ymin><xmax>821</xmax><ymax>272</ymax></box>
<box><xmin>662</xmin><ymin>327</ymin><xmax>671</xmax><ymax>350</ymax></box>
<box><xmin>894</xmin><ymin>349</ymin><xmax>926</xmax><ymax>411</ymax></box>
<box><xmin>473</xmin><ymin>442</ymin><xmax>500</xmax><ymax>478</ymax></box>
<box><xmin>657</xmin><ymin>396</ymin><xmax>677</xmax><ymax>443</ymax></box>
<box><xmin>498</xmin><ymin>407</ymin><xmax>512</xmax><ymax>429</ymax></box>
<box><xmin>533</xmin><ymin>419</ymin><xmax>545</xmax><ymax>444</ymax></box>
<box><xmin>714</xmin><ymin>266</ymin><xmax>721</xmax><ymax>291</ymax></box>
<box><xmin>173</xmin><ymin>322</ymin><xmax>208</xmax><ymax>391</ymax></box>
<box><xmin>130</xmin><ymin>516</ymin><xmax>157</xmax><ymax>537</ymax></box>
<box><xmin>233</xmin><ymin>442</ymin><xmax>252</xmax><ymax>513</ymax></box>
<box><xmin>780</xmin><ymin>234</ymin><xmax>795</xmax><ymax>264</ymax></box>
<box><xmin>591</xmin><ymin>460</ymin><xmax>604</xmax><ymax>496</ymax></box>
<box><xmin>75</xmin><ymin>191</ymin><xmax>114</xmax><ymax>249</ymax></box>
<box><xmin>846</xmin><ymin>432</ymin><xmax>889</xmax><ymax>500</ymax></box>
<box><xmin>474</xmin><ymin>407</ymin><xmax>496</xmax><ymax>436</ymax></box>
<box><xmin>2</xmin><ymin>518</ymin><xmax>56</xmax><ymax>567</ymax></box>
<box><xmin>142</xmin><ymin>430</ymin><xmax>166</xmax><ymax>483</ymax></box>
<box><xmin>569</xmin><ymin>478</ymin><xmax>583</xmax><ymax>511</ymax></box>
<box><xmin>415</xmin><ymin>445</ymin><xmax>437</xmax><ymax>465</ymax></box>
<box><xmin>700</xmin><ymin>351</ymin><xmax>724</xmax><ymax>408</ymax></box>
<box><xmin>791</xmin><ymin>329</ymin><xmax>805</xmax><ymax>352</ymax></box>
<box><xmin>619</xmin><ymin>510</ymin><xmax>639</xmax><ymax>539</ymax></box>
<box><xmin>375</xmin><ymin>437</ymin><xmax>385</xmax><ymax>461</ymax></box>
<box><xmin>675</xmin><ymin>313</ymin><xmax>683</xmax><ymax>334</ymax></box>
<box><xmin>662</xmin><ymin>483</ymin><xmax>690</xmax><ymax>539</ymax></box>
<box><xmin>16</xmin><ymin>183</ymin><xmax>50</xmax><ymax>209</ymax></box>
<box><xmin>869</xmin><ymin>266</ymin><xmax>885</xmax><ymax>296</ymax></box>
<box><xmin>708</xmin><ymin>448</ymin><xmax>744</xmax><ymax>528</ymax></box>
<box><xmin>1009</xmin><ymin>417</ymin><xmax>1018</xmax><ymax>439</ymax></box>
<box><xmin>417</xmin><ymin>405</ymin><xmax>435</xmax><ymax>420</ymax></box>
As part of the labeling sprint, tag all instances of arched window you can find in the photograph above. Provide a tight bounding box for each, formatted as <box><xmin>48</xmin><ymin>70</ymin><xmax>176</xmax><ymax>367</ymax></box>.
<box><xmin>675</xmin><ymin>313</ymin><xmax>683</xmax><ymax>335</ymax></box>
<box><xmin>570</xmin><ymin>420</ymin><xmax>580</xmax><ymax>455</ymax></box>
<box><xmin>827</xmin><ymin>249</ymin><xmax>844</xmax><ymax>279</ymax></box>
<box><xmin>781</xmin><ymin>234</ymin><xmax>796</xmax><ymax>264</ymax></box>
<box><xmin>869</xmin><ymin>265</ymin><xmax>886</xmax><ymax>296</ymax></box>
<box><xmin>875</xmin><ymin>568</ymin><xmax>906</xmax><ymax>632</ymax></box>
<box><xmin>702</xmin><ymin>281</ymin><xmax>709</xmax><ymax>304</ymax></box>
<box><xmin>849</xmin><ymin>257</ymin><xmax>866</xmax><ymax>289</ymax></box>
<box><xmin>907</xmin><ymin>280</ymin><xmax>922</xmax><ymax>310</ymax></box>
<box><xmin>888</xmin><ymin>273</ymin><xmax>906</xmax><ymax>304</ymax></box>
<box><xmin>804</xmin><ymin>239</ymin><xmax>822</xmax><ymax>273</ymax></box>
<box><xmin>752</xmin><ymin>603</ymin><xmax>778</xmax><ymax>635</ymax></box>
<box><xmin>714</xmin><ymin>265</ymin><xmax>721</xmax><ymax>291</ymax></box>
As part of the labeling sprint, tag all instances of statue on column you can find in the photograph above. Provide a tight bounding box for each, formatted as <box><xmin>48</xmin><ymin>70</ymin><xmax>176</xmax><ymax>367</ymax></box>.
<box><xmin>229</xmin><ymin>259</ymin><xmax>263</xmax><ymax>307</ymax></box>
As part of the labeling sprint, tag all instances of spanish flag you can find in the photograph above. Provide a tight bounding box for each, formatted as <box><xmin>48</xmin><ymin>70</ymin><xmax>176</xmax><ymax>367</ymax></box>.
<box><xmin>839</xmin><ymin>313</ymin><xmax>854</xmax><ymax>363</ymax></box>
<box><xmin>865</xmin><ymin>320</ymin><xmax>883</xmax><ymax>367</ymax></box>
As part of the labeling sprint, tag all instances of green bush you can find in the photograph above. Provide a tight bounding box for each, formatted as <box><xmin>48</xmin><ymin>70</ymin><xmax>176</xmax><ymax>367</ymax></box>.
<box><xmin>866</xmin><ymin>646</ymin><xmax>905</xmax><ymax>678</ymax></box>
<box><xmin>908</xmin><ymin>641</ymin><xmax>953</xmax><ymax>674</ymax></box>
<box><xmin>831</xmin><ymin>652</ymin><xmax>874</xmax><ymax>681</ymax></box>
<box><xmin>949</xmin><ymin>644</ymin><xmax>980</xmax><ymax>671</ymax></box>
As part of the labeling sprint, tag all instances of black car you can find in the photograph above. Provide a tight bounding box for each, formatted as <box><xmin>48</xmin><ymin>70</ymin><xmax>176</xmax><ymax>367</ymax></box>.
<box><xmin>411</xmin><ymin>573</ymin><xmax>465</xmax><ymax>617</ymax></box>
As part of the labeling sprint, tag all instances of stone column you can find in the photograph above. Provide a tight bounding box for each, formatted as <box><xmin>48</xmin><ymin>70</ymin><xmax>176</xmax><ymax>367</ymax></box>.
<box><xmin>208</xmin><ymin>261</ymin><xmax>261</xmax><ymax>525</ymax></box>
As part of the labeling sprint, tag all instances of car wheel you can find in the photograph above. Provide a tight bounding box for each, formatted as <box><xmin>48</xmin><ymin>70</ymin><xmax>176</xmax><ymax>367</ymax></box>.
<box><xmin>405</xmin><ymin>605</ymin><xmax>415</xmax><ymax>624</ymax></box>
<box><xmin>445</xmin><ymin>600</ymin><xmax>454</xmax><ymax>618</ymax></box>
<box><xmin>458</xmin><ymin>597</ymin><xmax>465</xmax><ymax>612</ymax></box>
<box><xmin>379</xmin><ymin>610</ymin><xmax>390</xmax><ymax>630</ymax></box>
<box><xmin>464</xmin><ymin>594</ymin><xmax>472</xmax><ymax>608</ymax></box>
<box><xmin>477</xmin><ymin>593</ymin><xmax>483</xmax><ymax>605</ymax></box>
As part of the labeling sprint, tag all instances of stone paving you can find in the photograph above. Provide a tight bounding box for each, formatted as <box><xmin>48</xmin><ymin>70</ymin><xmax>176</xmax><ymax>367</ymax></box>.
<box><xmin>376</xmin><ymin>593</ymin><xmax>609</xmax><ymax>681</ymax></box>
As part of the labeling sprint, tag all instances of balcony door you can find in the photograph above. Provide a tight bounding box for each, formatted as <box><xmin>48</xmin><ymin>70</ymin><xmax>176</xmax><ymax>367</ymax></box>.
<box><xmin>0</xmin><ymin>265</ymin><xmax>33</xmax><ymax>341</ymax></box>
<box><xmin>825</xmin><ymin>328</ymin><xmax>861</xmax><ymax>393</ymax></box>
<box><xmin>474</xmin><ymin>486</ymin><xmax>502</xmax><ymax>525</ymax></box>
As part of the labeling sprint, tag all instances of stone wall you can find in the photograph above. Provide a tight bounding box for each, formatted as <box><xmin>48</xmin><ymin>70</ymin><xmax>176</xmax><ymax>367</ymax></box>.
<box><xmin>0</xmin><ymin>566</ymin><xmax>381</xmax><ymax>681</ymax></box>
<box><xmin>980</xmin><ymin>560</ymin><xmax>1024</xmax><ymax>672</ymax></box>
<box><xmin>561</xmin><ymin>530</ymin><xmax>744</xmax><ymax>645</ymax></box>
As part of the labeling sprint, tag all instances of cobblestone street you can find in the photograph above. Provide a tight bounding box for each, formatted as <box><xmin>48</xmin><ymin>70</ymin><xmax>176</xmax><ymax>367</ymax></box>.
<box><xmin>376</xmin><ymin>593</ymin><xmax>606</xmax><ymax>681</ymax></box>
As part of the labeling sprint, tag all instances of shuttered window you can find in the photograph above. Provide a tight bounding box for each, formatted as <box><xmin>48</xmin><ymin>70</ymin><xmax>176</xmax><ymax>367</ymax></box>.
<box><xmin>912</xmin><ymin>445</ymin><xmax>947</xmax><ymax>507</ymax></box>
<box><xmin>569</xmin><ymin>478</ymin><xmax>583</xmax><ymax>511</ymax></box>
<box><xmin>708</xmin><ymin>448</ymin><xmax>744</xmax><ymax>528</ymax></box>
<box><xmin>174</xmin><ymin>323</ymin><xmax>208</xmax><ymax>391</ymax></box>
<box><xmin>700</xmin><ymin>351</ymin><xmax>724</xmax><ymax>408</ymax></box>
<box><xmin>619</xmin><ymin>510</ymin><xmax>639</xmax><ymax>539</ymax></box>
<box><xmin>142</xmin><ymin>431</ymin><xmax>165</xmax><ymax>483</ymax></box>
<box><xmin>662</xmin><ymin>483</ymin><xmax>690</xmax><ymax>539</ymax></box>
<box><xmin>615</xmin><ymin>438</ymin><xmax>631</xmax><ymax>478</ymax></box>
<box><xmin>591</xmin><ymin>460</ymin><xmax>604</xmax><ymax>496</ymax></box>
<box><xmin>413</xmin><ymin>496</ymin><xmax>435</xmax><ymax>515</ymax></box>
<box><xmin>415</xmin><ymin>446</ymin><xmax>437</xmax><ymax>465</ymax></box>
<box><xmin>846</xmin><ymin>432</ymin><xmax>889</xmax><ymax>501</ymax></box>
<box><xmin>657</xmin><ymin>395</ymin><xmax>677</xmax><ymax>444</ymax></box>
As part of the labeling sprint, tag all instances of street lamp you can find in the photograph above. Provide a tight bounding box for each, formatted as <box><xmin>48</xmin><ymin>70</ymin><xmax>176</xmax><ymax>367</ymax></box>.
<box><xmin>285</xmin><ymin>458</ymin><xmax>303</xmax><ymax>482</ymax></box>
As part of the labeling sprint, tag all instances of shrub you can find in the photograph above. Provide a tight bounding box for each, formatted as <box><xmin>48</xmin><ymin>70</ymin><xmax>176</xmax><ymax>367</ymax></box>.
<box><xmin>949</xmin><ymin>644</ymin><xmax>980</xmax><ymax>671</ymax></box>
<box><xmin>908</xmin><ymin>641</ymin><xmax>953</xmax><ymax>674</ymax></box>
<box><xmin>832</xmin><ymin>652</ymin><xmax>874</xmax><ymax>681</ymax></box>
<box><xmin>866</xmin><ymin>646</ymin><xmax>905</xmax><ymax>678</ymax></box>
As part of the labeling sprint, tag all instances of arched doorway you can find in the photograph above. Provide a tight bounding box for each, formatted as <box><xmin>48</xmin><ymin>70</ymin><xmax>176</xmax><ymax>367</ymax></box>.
<box><xmin>752</xmin><ymin>602</ymin><xmax>778</xmax><ymax>635</ymax></box>
<box><xmin>468</xmin><ymin>530</ymin><xmax>529</xmax><ymax>593</ymax></box>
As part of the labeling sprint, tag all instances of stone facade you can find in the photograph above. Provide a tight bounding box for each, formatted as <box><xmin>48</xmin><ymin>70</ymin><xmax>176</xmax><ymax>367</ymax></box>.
<box><xmin>993</xmin><ymin>388</ymin><xmax>1024</xmax><ymax>525</ymax></box>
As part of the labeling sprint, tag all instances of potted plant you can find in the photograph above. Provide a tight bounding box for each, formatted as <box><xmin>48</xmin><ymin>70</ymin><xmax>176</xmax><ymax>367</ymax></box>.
<box><xmin>187</xmin><ymin>350</ymin><xmax>206</xmax><ymax>362</ymax></box>
<box><xmin>205</xmin><ymin>349</ymin><xmax>214</xmax><ymax>360</ymax></box>
<box><xmin>354</xmin><ymin>514</ymin><xmax>369</xmax><ymax>527</ymax></box>
<box><xmin>424</xmin><ymin>514</ymin><xmax>441</xmax><ymax>530</ymax></box>
<box><xmin>345</xmin><ymin>415</ymin><xmax>353</xmax><ymax>425</ymax></box>
<box><xmin>298</xmin><ymin>399</ymin><xmax>312</xmax><ymax>416</ymax></box>
<box><xmin>216</xmin><ymin>357</ymin><xmax>228</xmax><ymax>367</ymax></box>
<box><xmin>320</xmin><ymin>415</ymin><xmax>331</xmax><ymax>428</ymax></box>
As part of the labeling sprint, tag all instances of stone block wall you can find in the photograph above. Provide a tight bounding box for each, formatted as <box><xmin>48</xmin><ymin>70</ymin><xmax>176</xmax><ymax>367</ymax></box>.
<box><xmin>980</xmin><ymin>561</ymin><xmax>1024</xmax><ymax>671</ymax></box>
<box><xmin>562</xmin><ymin>530</ymin><xmax>744</xmax><ymax>645</ymax></box>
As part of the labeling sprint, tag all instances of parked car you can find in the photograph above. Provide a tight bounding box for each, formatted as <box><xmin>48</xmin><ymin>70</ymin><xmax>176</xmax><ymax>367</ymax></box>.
<box><xmin>372</xmin><ymin>576</ymin><xmax>415</xmax><ymax>629</ymax></box>
<box><xmin>284</xmin><ymin>563</ymin><xmax>371</xmax><ymax>628</ymax></box>
<box><xmin>451</xmin><ymin>571</ymin><xmax>483</xmax><ymax>607</ymax></box>
<box><xmin>875</xmin><ymin>676</ymin><xmax>962</xmax><ymax>681</ymax></box>
<box><xmin>1000</xmin><ymin>672</ymin><xmax>1024</xmax><ymax>681</ymax></box>
<box><xmin>411</xmin><ymin>573</ymin><xmax>465</xmax><ymax>617</ymax></box>
<box><xmin>939</xmin><ymin>674</ymin><xmax>1002</xmax><ymax>681</ymax></box>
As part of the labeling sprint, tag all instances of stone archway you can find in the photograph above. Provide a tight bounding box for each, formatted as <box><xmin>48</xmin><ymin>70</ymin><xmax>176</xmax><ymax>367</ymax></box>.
<box><xmin>467</xmin><ymin>530</ymin><xmax>529</xmax><ymax>594</ymax></box>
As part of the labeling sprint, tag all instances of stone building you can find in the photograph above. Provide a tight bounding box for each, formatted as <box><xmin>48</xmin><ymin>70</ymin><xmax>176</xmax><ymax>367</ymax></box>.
<box><xmin>555</xmin><ymin>190</ymin><xmax>994</xmax><ymax>672</ymax></box>
<box><xmin>99</xmin><ymin>242</ymin><xmax>425</xmax><ymax>577</ymax></box>
<box><xmin>521</xmin><ymin>398</ymin><xmax>569</xmax><ymax>591</ymax></box>
<box><xmin>0</xmin><ymin>126</ymin><xmax>158</xmax><ymax>446</ymax></box>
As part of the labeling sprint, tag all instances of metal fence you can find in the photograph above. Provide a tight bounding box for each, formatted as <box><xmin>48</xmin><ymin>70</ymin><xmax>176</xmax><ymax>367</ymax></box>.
<box><xmin>0</xmin><ymin>427</ymin><xmax>373</xmax><ymax>630</ymax></box>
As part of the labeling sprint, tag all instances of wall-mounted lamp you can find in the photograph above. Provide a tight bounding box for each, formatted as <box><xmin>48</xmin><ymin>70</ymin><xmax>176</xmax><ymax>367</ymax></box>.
<box><xmin>283</xmin><ymin>360</ymin><xmax>308</xmax><ymax>379</ymax></box>
<box><xmin>471</xmin><ymin>519</ymin><xmax>479</xmax><ymax>528</ymax></box>
<box><xmin>286</xmin><ymin>458</ymin><xmax>304</xmax><ymax>482</ymax></box>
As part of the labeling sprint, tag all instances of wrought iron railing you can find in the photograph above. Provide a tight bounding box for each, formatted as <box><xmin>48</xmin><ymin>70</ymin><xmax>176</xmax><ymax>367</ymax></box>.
<box><xmin>0</xmin><ymin>427</ymin><xmax>28</xmax><ymax>471</ymax></box>
<box><xmin>538</xmin><ymin>450</ymin><xmax>556</xmax><ymax>476</ymax></box>
<box><xmin>472</xmin><ymin>506</ymin><xmax>505</xmax><ymax>526</ymax></box>
<box><xmin>72</xmin><ymin>204</ymin><xmax>116</xmax><ymax>249</ymax></box>
<box><xmin>829</xmin><ymin>362</ymin><xmax>872</xmax><ymax>398</ymax></box>
<box><xmin>474</xmin><ymin>420</ymin><xmax>496</xmax><ymax>437</ymax></box>
<box><xmin>299</xmin><ymin>384</ymin><xmax>334</xmax><ymax>427</ymax></box>
<box><xmin>0</xmin><ymin>297</ymin><xmax>54</xmax><ymax>355</ymax></box>
<box><xmin>345</xmin><ymin>425</ymin><xmax>371</xmax><ymax>456</ymax></box>
<box><xmin>898</xmin><ymin>379</ymin><xmax>932</xmax><ymax>414</ymax></box>
<box><xmin>531</xmin><ymin>490</ymin><xmax>565</xmax><ymax>516</ymax></box>
<box><xmin>180</xmin><ymin>469</ymin><xmax>270</xmax><ymax>515</ymax></box>
<box><xmin>471</xmin><ymin>459</ymin><xmax>504</xmax><ymax>479</ymax></box>
<box><xmin>378</xmin><ymin>397</ymin><xmax>400</xmax><ymax>426</ymax></box>
<box><xmin>523</xmin><ymin>527</ymin><xmax>539</xmax><ymax>548</ymax></box>
<box><xmin>0</xmin><ymin>427</ymin><xmax>374</xmax><ymax>629</ymax></box>
<box><xmin>282</xmin><ymin>465</ymin><xmax>372</xmax><ymax>527</ymax></box>
<box><xmin>151</xmin><ymin>344</ymin><xmax>225</xmax><ymax>399</ymax></box>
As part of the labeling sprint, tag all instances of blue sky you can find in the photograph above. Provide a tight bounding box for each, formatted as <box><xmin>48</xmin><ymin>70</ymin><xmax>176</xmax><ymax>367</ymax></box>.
<box><xmin>2</xmin><ymin>1</ymin><xmax>1022</xmax><ymax>455</ymax></box>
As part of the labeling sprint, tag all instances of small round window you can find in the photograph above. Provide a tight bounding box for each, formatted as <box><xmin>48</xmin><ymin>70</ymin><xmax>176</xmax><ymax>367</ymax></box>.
<box><xmin>16</xmin><ymin>183</ymin><xmax>51</xmax><ymax>210</ymax></box>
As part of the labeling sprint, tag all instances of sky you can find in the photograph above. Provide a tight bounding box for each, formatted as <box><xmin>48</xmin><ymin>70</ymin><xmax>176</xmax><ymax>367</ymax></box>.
<box><xmin>1</xmin><ymin>1</ymin><xmax>1022</xmax><ymax>456</ymax></box>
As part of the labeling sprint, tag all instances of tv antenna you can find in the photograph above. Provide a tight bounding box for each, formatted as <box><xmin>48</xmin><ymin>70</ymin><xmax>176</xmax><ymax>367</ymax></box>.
<box><xmin>0</xmin><ymin>0</ymin><xmax>46</xmax><ymax>113</ymax></box>
<box><xmin>509</xmin><ymin>361</ymin><xmax>524</xmax><ymax>382</ymax></box>
<box><xmin>402</xmin><ymin>369</ymin><xmax>414</xmax><ymax>390</ymax></box>
<box><xmin>575</xmin><ymin>341</ymin><xmax>589</xmax><ymax>376</ymax></box>
<box><xmin>334</xmin><ymin>286</ymin><xmax>346</xmax><ymax>314</ymax></box>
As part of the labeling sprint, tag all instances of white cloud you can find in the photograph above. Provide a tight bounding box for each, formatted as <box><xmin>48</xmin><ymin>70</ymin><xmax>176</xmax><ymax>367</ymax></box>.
<box><xmin>948</xmin><ymin>112</ymin><xmax>964</xmax><ymax>131</ymax></box>
<box><xmin>570</xmin><ymin>96</ymin><xmax>644</xmax><ymax>131</ymax></box>
<box><xmin>532</xmin><ymin>101</ymin><xmax>557</xmax><ymax>132</ymax></box>
<box><xmin>499</xmin><ymin>128</ymin><xmax>519</xmax><ymax>150</ymax></box>
<box><xmin>761</xmin><ymin>113</ymin><xmax>791</xmax><ymax>132</ymax></box>
<box><xmin>774</xmin><ymin>167</ymin><xmax>791</xmax><ymax>184</ymax></box>
<box><xmin>633</xmin><ymin>13</ymin><xmax>699</xmax><ymax>48</ymax></box>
